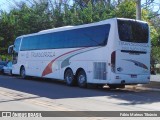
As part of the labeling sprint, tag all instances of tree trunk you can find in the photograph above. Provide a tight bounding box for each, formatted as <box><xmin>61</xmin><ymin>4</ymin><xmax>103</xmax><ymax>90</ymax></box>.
<box><xmin>136</xmin><ymin>0</ymin><xmax>141</xmax><ymax>20</ymax></box>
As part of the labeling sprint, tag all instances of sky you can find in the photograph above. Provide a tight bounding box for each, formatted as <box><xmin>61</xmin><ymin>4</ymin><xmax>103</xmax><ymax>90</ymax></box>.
<box><xmin>0</xmin><ymin>0</ymin><xmax>26</xmax><ymax>11</ymax></box>
<box><xmin>0</xmin><ymin>0</ymin><xmax>159</xmax><ymax>12</ymax></box>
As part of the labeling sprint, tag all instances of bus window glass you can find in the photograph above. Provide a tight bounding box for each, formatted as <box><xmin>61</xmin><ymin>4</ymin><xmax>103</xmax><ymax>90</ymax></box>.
<box><xmin>63</xmin><ymin>24</ymin><xmax>110</xmax><ymax>48</ymax></box>
<box><xmin>117</xmin><ymin>19</ymin><xmax>149</xmax><ymax>43</ymax></box>
<box><xmin>20</xmin><ymin>24</ymin><xmax>111</xmax><ymax>50</ymax></box>
<box><xmin>14</xmin><ymin>38</ymin><xmax>21</xmax><ymax>52</ymax></box>
<box><xmin>39</xmin><ymin>34</ymin><xmax>52</xmax><ymax>49</ymax></box>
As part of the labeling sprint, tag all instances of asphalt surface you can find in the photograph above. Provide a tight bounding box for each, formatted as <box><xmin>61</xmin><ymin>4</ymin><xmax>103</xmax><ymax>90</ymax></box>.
<box><xmin>0</xmin><ymin>75</ymin><xmax>160</xmax><ymax>120</ymax></box>
<box><xmin>0</xmin><ymin>73</ymin><xmax>160</xmax><ymax>91</ymax></box>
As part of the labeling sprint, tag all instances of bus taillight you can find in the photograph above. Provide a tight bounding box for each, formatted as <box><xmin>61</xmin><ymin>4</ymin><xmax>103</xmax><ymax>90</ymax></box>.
<box><xmin>111</xmin><ymin>51</ymin><xmax>116</xmax><ymax>72</ymax></box>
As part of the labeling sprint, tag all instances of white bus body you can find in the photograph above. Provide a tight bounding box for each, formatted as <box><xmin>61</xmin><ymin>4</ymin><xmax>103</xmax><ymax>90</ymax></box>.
<box><xmin>10</xmin><ymin>18</ymin><xmax>150</xmax><ymax>88</ymax></box>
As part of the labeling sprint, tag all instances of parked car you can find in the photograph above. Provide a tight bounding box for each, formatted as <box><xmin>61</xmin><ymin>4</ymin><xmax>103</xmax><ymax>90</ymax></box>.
<box><xmin>3</xmin><ymin>61</ymin><xmax>12</xmax><ymax>75</ymax></box>
<box><xmin>0</xmin><ymin>61</ymin><xmax>7</xmax><ymax>74</ymax></box>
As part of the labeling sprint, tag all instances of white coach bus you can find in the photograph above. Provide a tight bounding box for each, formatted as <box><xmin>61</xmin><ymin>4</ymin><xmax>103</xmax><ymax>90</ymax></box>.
<box><xmin>8</xmin><ymin>18</ymin><xmax>150</xmax><ymax>88</ymax></box>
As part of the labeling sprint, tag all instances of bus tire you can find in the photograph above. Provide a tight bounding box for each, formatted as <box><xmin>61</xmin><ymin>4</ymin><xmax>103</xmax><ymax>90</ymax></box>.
<box><xmin>77</xmin><ymin>70</ymin><xmax>87</xmax><ymax>88</ymax></box>
<box><xmin>65</xmin><ymin>69</ymin><xmax>75</xmax><ymax>86</ymax></box>
<box><xmin>20</xmin><ymin>67</ymin><xmax>26</xmax><ymax>79</ymax></box>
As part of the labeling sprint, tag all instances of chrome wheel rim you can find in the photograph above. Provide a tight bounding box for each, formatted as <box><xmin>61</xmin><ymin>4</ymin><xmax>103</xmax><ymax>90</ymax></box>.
<box><xmin>78</xmin><ymin>74</ymin><xmax>86</xmax><ymax>84</ymax></box>
<box><xmin>21</xmin><ymin>69</ymin><xmax>25</xmax><ymax>78</ymax></box>
<box><xmin>66</xmin><ymin>72</ymin><xmax>73</xmax><ymax>84</ymax></box>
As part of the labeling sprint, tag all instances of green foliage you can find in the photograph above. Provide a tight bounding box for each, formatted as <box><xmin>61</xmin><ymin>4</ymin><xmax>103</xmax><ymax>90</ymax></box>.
<box><xmin>0</xmin><ymin>0</ymin><xmax>159</xmax><ymax>64</ymax></box>
<box><xmin>0</xmin><ymin>54</ymin><xmax>12</xmax><ymax>61</ymax></box>
<box><xmin>150</xmin><ymin>18</ymin><xmax>160</xmax><ymax>63</ymax></box>
<box><xmin>114</xmin><ymin>0</ymin><xmax>136</xmax><ymax>19</ymax></box>
<box><xmin>150</xmin><ymin>26</ymin><xmax>159</xmax><ymax>46</ymax></box>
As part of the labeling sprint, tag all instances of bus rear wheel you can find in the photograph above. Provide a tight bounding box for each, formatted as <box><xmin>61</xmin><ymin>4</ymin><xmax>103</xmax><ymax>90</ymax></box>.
<box><xmin>65</xmin><ymin>69</ymin><xmax>76</xmax><ymax>86</ymax></box>
<box><xmin>77</xmin><ymin>70</ymin><xmax>87</xmax><ymax>88</ymax></box>
<box><xmin>20</xmin><ymin>67</ymin><xmax>26</xmax><ymax>79</ymax></box>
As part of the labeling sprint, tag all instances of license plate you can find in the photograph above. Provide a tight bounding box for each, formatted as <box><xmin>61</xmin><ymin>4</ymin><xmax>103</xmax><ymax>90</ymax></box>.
<box><xmin>131</xmin><ymin>74</ymin><xmax>137</xmax><ymax>78</ymax></box>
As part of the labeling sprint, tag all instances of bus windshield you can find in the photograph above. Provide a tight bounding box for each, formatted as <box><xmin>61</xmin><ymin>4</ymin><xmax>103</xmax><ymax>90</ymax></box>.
<box><xmin>117</xmin><ymin>19</ymin><xmax>149</xmax><ymax>43</ymax></box>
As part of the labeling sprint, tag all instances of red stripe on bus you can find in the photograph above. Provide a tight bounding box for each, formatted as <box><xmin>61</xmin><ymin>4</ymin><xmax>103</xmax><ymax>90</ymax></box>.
<box><xmin>42</xmin><ymin>47</ymin><xmax>87</xmax><ymax>77</ymax></box>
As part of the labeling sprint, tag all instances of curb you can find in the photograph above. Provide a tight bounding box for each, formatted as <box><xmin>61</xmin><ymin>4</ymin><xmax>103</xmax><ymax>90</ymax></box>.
<box><xmin>137</xmin><ymin>87</ymin><xmax>160</xmax><ymax>92</ymax></box>
<box><xmin>125</xmin><ymin>85</ymin><xmax>160</xmax><ymax>92</ymax></box>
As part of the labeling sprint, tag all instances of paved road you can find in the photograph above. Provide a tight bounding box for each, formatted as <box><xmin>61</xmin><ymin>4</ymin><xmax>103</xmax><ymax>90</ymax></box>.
<box><xmin>0</xmin><ymin>75</ymin><xmax>160</xmax><ymax>119</ymax></box>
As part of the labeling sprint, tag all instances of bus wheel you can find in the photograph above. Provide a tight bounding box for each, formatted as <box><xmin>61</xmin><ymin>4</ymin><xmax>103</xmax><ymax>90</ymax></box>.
<box><xmin>77</xmin><ymin>70</ymin><xmax>87</xmax><ymax>88</ymax></box>
<box><xmin>20</xmin><ymin>67</ymin><xmax>26</xmax><ymax>79</ymax></box>
<box><xmin>65</xmin><ymin>69</ymin><xmax>75</xmax><ymax>86</ymax></box>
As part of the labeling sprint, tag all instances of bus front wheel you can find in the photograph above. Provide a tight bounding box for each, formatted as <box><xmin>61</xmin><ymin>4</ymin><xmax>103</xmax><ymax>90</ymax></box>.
<box><xmin>20</xmin><ymin>67</ymin><xmax>26</xmax><ymax>79</ymax></box>
<box><xmin>77</xmin><ymin>70</ymin><xmax>87</xmax><ymax>88</ymax></box>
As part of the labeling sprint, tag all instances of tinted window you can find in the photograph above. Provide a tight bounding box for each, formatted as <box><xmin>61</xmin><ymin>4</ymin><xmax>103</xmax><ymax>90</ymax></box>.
<box><xmin>14</xmin><ymin>38</ymin><xmax>21</xmax><ymax>52</ymax></box>
<box><xmin>117</xmin><ymin>19</ymin><xmax>149</xmax><ymax>43</ymax></box>
<box><xmin>21</xmin><ymin>24</ymin><xmax>110</xmax><ymax>51</ymax></box>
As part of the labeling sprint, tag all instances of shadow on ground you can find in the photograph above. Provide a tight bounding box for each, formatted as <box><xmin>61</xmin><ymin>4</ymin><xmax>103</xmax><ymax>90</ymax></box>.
<box><xmin>0</xmin><ymin>75</ymin><xmax>160</xmax><ymax>105</ymax></box>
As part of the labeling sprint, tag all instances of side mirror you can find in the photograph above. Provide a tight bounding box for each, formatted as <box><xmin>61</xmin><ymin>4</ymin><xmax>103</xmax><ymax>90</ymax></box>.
<box><xmin>8</xmin><ymin>45</ymin><xmax>14</xmax><ymax>54</ymax></box>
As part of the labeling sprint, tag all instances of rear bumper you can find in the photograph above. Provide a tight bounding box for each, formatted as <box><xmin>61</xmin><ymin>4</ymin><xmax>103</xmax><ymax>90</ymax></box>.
<box><xmin>108</xmin><ymin>74</ymin><xmax>150</xmax><ymax>85</ymax></box>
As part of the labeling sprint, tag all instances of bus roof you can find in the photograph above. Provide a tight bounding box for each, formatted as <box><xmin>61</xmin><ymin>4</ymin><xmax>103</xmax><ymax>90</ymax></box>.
<box><xmin>38</xmin><ymin>26</ymin><xmax>74</xmax><ymax>33</ymax></box>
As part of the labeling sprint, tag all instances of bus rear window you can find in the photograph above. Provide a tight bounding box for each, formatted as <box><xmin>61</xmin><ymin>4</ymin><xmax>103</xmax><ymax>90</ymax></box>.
<box><xmin>117</xmin><ymin>19</ymin><xmax>149</xmax><ymax>43</ymax></box>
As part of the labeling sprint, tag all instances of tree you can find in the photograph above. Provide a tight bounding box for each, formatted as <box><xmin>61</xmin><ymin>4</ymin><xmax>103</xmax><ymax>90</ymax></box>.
<box><xmin>115</xmin><ymin>0</ymin><xmax>136</xmax><ymax>19</ymax></box>
<box><xmin>0</xmin><ymin>11</ymin><xmax>17</xmax><ymax>54</ymax></box>
<box><xmin>0</xmin><ymin>1</ymin><xmax>54</xmax><ymax>54</ymax></box>
<box><xmin>0</xmin><ymin>0</ymin><xmax>159</xmax><ymax>61</ymax></box>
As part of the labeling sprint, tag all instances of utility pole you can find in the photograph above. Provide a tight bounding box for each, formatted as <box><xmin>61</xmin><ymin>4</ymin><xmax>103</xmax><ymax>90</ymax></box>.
<box><xmin>136</xmin><ymin>0</ymin><xmax>141</xmax><ymax>20</ymax></box>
